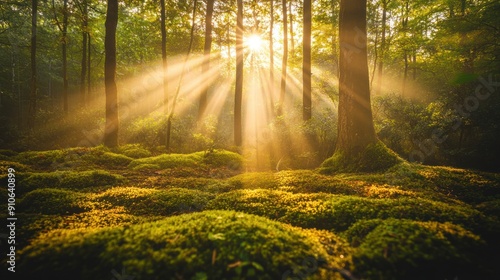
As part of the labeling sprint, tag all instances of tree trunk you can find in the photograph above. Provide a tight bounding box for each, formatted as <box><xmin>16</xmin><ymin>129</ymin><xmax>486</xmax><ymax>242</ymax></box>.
<box><xmin>302</xmin><ymin>0</ymin><xmax>311</xmax><ymax>121</ymax></box>
<box><xmin>159</xmin><ymin>0</ymin><xmax>168</xmax><ymax>145</ymax></box>
<box><xmin>80</xmin><ymin>0</ymin><xmax>88</xmax><ymax>106</ymax></box>
<box><xmin>199</xmin><ymin>0</ymin><xmax>214</xmax><ymax>121</ymax></box>
<box><xmin>104</xmin><ymin>0</ymin><xmax>119</xmax><ymax>147</ymax></box>
<box><xmin>376</xmin><ymin>0</ymin><xmax>387</xmax><ymax>95</ymax></box>
<box><xmin>269</xmin><ymin>0</ymin><xmax>275</xmax><ymax>114</ymax></box>
<box><xmin>62</xmin><ymin>0</ymin><xmax>69</xmax><ymax>114</ymax></box>
<box><xmin>277</xmin><ymin>0</ymin><xmax>288</xmax><ymax>116</ymax></box>
<box><xmin>28</xmin><ymin>0</ymin><xmax>38</xmax><ymax>130</ymax></box>
<box><xmin>87</xmin><ymin>33</ymin><xmax>91</xmax><ymax>98</ymax></box>
<box><xmin>166</xmin><ymin>0</ymin><xmax>198</xmax><ymax>151</ymax></box>
<box><xmin>335</xmin><ymin>0</ymin><xmax>377</xmax><ymax>156</ymax></box>
<box><xmin>289</xmin><ymin>0</ymin><xmax>294</xmax><ymax>58</ymax></box>
<box><xmin>234</xmin><ymin>0</ymin><xmax>243</xmax><ymax>147</ymax></box>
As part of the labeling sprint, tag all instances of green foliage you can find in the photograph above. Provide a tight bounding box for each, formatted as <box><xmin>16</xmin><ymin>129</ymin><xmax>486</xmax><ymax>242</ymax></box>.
<box><xmin>18</xmin><ymin>211</ymin><xmax>349</xmax><ymax>280</ymax></box>
<box><xmin>351</xmin><ymin>219</ymin><xmax>488</xmax><ymax>279</ymax></box>
<box><xmin>0</xmin><ymin>160</ymin><xmax>31</xmax><ymax>173</ymax></box>
<box><xmin>320</xmin><ymin>141</ymin><xmax>402</xmax><ymax>173</ymax></box>
<box><xmin>19</xmin><ymin>189</ymin><xmax>92</xmax><ymax>215</ymax></box>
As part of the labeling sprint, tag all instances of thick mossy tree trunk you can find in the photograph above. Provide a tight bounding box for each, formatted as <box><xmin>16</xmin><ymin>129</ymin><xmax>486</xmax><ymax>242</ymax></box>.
<box><xmin>322</xmin><ymin>0</ymin><xmax>400</xmax><ymax>173</ymax></box>
<box><xmin>104</xmin><ymin>0</ymin><xmax>119</xmax><ymax>148</ymax></box>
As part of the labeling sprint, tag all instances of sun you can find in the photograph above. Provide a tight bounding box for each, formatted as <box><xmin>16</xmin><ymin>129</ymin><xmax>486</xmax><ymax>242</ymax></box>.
<box><xmin>245</xmin><ymin>34</ymin><xmax>263</xmax><ymax>52</ymax></box>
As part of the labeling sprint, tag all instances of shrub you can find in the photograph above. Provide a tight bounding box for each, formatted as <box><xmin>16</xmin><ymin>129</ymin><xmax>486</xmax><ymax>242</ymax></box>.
<box><xmin>18</xmin><ymin>211</ymin><xmax>350</xmax><ymax>280</ymax></box>
<box><xmin>19</xmin><ymin>189</ymin><xmax>92</xmax><ymax>215</ymax></box>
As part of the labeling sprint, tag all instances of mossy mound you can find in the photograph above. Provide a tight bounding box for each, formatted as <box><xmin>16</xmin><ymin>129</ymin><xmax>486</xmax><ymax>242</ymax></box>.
<box><xmin>320</xmin><ymin>141</ymin><xmax>402</xmax><ymax>173</ymax></box>
<box><xmin>18</xmin><ymin>211</ymin><xmax>351</xmax><ymax>280</ymax></box>
<box><xmin>19</xmin><ymin>188</ymin><xmax>92</xmax><ymax>215</ymax></box>
<box><xmin>18</xmin><ymin>170</ymin><xmax>124</xmax><ymax>195</ymax></box>
<box><xmin>207</xmin><ymin>189</ymin><xmax>489</xmax><ymax>232</ymax></box>
<box><xmin>348</xmin><ymin>219</ymin><xmax>489</xmax><ymax>279</ymax></box>
<box><xmin>94</xmin><ymin>187</ymin><xmax>215</xmax><ymax>216</ymax></box>
<box><xmin>0</xmin><ymin>160</ymin><xmax>31</xmax><ymax>173</ymax></box>
<box><xmin>115</xmin><ymin>144</ymin><xmax>152</xmax><ymax>158</ymax></box>
<box><xmin>128</xmin><ymin>150</ymin><xmax>244</xmax><ymax>171</ymax></box>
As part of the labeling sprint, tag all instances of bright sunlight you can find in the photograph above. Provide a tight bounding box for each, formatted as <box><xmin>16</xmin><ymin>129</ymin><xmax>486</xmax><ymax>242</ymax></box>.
<box><xmin>245</xmin><ymin>34</ymin><xmax>263</xmax><ymax>52</ymax></box>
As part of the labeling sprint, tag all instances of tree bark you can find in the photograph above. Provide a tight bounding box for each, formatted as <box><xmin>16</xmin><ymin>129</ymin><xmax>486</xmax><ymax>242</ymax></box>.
<box><xmin>104</xmin><ymin>0</ymin><xmax>119</xmax><ymax>147</ymax></box>
<box><xmin>199</xmin><ymin>0</ymin><xmax>214</xmax><ymax>121</ymax></box>
<box><xmin>28</xmin><ymin>0</ymin><xmax>38</xmax><ymax>130</ymax></box>
<box><xmin>80</xmin><ymin>0</ymin><xmax>88</xmax><ymax>106</ymax></box>
<box><xmin>62</xmin><ymin>0</ymin><xmax>68</xmax><ymax>113</ymax></box>
<box><xmin>269</xmin><ymin>0</ymin><xmax>275</xmax><ymax>114</ymax></box>
<box><xmin>234</xmin><ymin>0</ymin><xmax>244</xmax><ymax>147</ymax></box>
<box><xmin>376</xmin><ymin>0</ymin><xmax>387</xmax><ymax>95</ymax></box>
<box><xmin>277</xmin><ymin>0</ymin><xmax>288</xmax><ymax>116</ymax></box>
<box><xmin>166</xmin><ymin>0</ymin><xmax>198</xmax><ymax>151</ymax></box>
<box><xmin>159</xmin><ymin>0</ymin><xmax>168</xmax><ymax>145</ymax></box>
<box><xmin>336</xmin><ymin>0</ymin><xmax>377</xmax><ymax>156</ymax></box>
<box><xmin>302</xmin><ymin>0</ymin><xmax>312</xmax><ymax>120</ymax></box>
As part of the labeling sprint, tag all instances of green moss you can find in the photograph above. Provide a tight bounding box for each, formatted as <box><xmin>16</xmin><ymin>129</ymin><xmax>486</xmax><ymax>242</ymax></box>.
<box><xmin>476</xmin><ymin>199</ymin><xmax>500</xmax><ymax>219</ymax></box>
<box><xmin>115</xmin><ymin>144</ymin><xmax>152</xmax><ymax>158</ymax></box>
<box><xmin>86</xmin><ymin>151</ymin><xmax>133</xmax><ymax>167</ymax></box>
<box><xmin>320</xmin><ymin>141</ymin><xmax>402</xmax><ymax>173</ymax></box>
<box><xmin>352</xmin><ymin>219</ymin><xmax>488</xmax><ymax>279</ymax></box>
<box><xmin>19</xmin><ymin>170</ymin><xmax>124</xmax><ymax>194</ymax></box>
<box><xmin>94</xmin><ymin>187</ymin><xmax>214</xmax><ymax>216</ymax></box>
<box><xmin>131</xmin><ymin>163</ymin><xmax>160</xmax><ymax>171</ymax></box>
<box><xmin>19</xmin><ymin>189</ymin><xmax>92</xmax><ymax>215</ymax></box>
<box><xmin>0</xmin><ymin>160</ymin><xmax>31</xmax><ymax>173</ymax></box>
<box><xmin>15</xmin><ymin>149</ymin><xmax>66</xmax><ymax>169</ymax></box>
<box><xmin>207</xmin><ymin>190</ymin><xmax>488</xmax><ymax>232</ymax></box>
<box><xmin>18</xmin><ymin>211</ymin><xmax>350</xmax><ymax>280</ymax></box>
<box><xmin>0</xmin><ymin>149</ymin><xmax>18</xmax><ymax>157</ymax></box>
<box><xmin>128</xmin><ymin>150</ymin><xmax>244</xmax><ymax>171</ymax></box>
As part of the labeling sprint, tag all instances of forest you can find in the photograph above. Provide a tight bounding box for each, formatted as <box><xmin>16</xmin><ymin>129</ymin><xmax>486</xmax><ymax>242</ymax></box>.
<box><xmin>0</xmin><ymin>0</ymin><xmax>499</xmax><ymax>279</ymax></box>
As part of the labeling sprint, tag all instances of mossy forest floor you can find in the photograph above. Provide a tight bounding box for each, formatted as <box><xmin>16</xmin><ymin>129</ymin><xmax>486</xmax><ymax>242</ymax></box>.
<box><xmin>1</xmin><ymin>146</ymin><xmax>499</xmax><ymax>279</ymax></box>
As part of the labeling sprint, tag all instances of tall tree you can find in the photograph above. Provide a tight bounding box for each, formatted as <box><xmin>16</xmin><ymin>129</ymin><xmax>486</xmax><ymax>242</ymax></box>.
<box><xmin>28</xmin><ymin>0</ymin><xmax>38</xmax><ymax>130</ymax></box>
<box><xmin>234</xmin><ymin>0</ymin><xmax>243</xmax><ymax>147</ymax></box>
<box><xmin>80</xmin><ymin>0</ymin><xmax>88</xmax><ymax>105</ymax></box>
<box><xmin>334</xmin><ymin>0</ymin><xmax>378</xmax><ymax>161</ymax></box>
<box><xmin>159</xmin><ymin>0</ymin><xmax>168</xmax><ymax>145</ymax></box>
<box><xmin>277</xmin><ymin>0</ymin><xmax>288</xmax><ymax>116</ymax></box>
<box><xmin>302</xmin><ymin>0</ymin><xmax>311</xmax><ymax>120</ymax></box>
<box><xmin>166</xmin><ymin>0</ymin><xmax>198</xmax><ymax>151</ymax></box>
<box><xmin>52</xmin><ymin>0</ymin><xmax>69</xmax><ymax>114</ymax></box>
<box><xmin>104</xmin><ymin>0</ymin><xmax>119</xmax><ymax>147</ymax></box>
<box><xmin>269</xmin><ymin>0</ymin><xmax>275</xmax><ymax>114</ymax></box>
<box><xmin>376</xmin><ymin>0</ymin><xmax>388</xmax><ymax>95</ymax></box>
<box><xmin>199</xmin><ymin>0</ymin><xmax>214</xmax><ymax>121</ymax></box>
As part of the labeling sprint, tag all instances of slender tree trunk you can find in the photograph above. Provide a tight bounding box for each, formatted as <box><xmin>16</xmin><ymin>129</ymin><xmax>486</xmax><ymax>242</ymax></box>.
<box><xmin>234</xmin><ymin>0</ymin><xmax>244</xmax><ymax>147</ymax></box>
<box><xmin>159</xmin><ymin>0</ymin><xmax>168</xmax><ymax>145</ymax></box>
<box><xmin>87</xmin><ymin>33</ymin><xmax>91</xmax><ymax>98</ymax></box>
<box><xmin>62</xmin><ymin>0</ymin><xmax>68</xmax><ymax>113</ymax></box>
<box><xmin>277</xmin><ymin>0</ymin><xmax>288</xmax><ymax>116</ymax></box>
<box><xmin>289</xmin><ymin>0</ymin><xmax>294</xmax><ymax>58</ymax></box>
<box><xmin>166</xmin><ymin>0</ymin><xmax>198</xmax><ymax>151</ymax></box>
<box><xmin>104</xmin><ymin>0</ymin><xmax>119</xmax><ymax>147</ymax></box>
<box><xmin>28</xmin><ymin>0</ymin><xmax>38</xmax><ymax>130</ymax></box>
<box><xmin>269</xmin><ymin>0</ymin><xmax>275</xmax><ymax>114</ymax></box>
<box><xmin>80</xmin><ymin>0</ymin><xmax>88</xmax><ymax>106</ymax></box>
<box><xmin>412</xmin><ymin>50</ymin><xmax>416</xmax><ymax>80</ymax></box>
<box><xmin>376</xmin><ymin>0</ymin><xmax>387</xmax><ymax>95</ymax></box>
<box><xmin>370</xmin><ymin>7</ymin><xmax>379</xmax><ymax>88</ymax></box>
<box><xmin>302</xmin><ymin>0</ymin><xmax>311</xmax><ymax>121</ymax></box>
<box><xmin>401</xmin><ymin>0</ymin><xmax>409</xmax><ymax>97</ymax></box>
<box><xmin>335</xmin><ymin>0</ymin><xmax>377</xmax><ymax>156</ymax></box>
<box><xmin>199</xmin><ymin>0</ymin><xmax>214</xmax><ymax>121</ymax></box>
